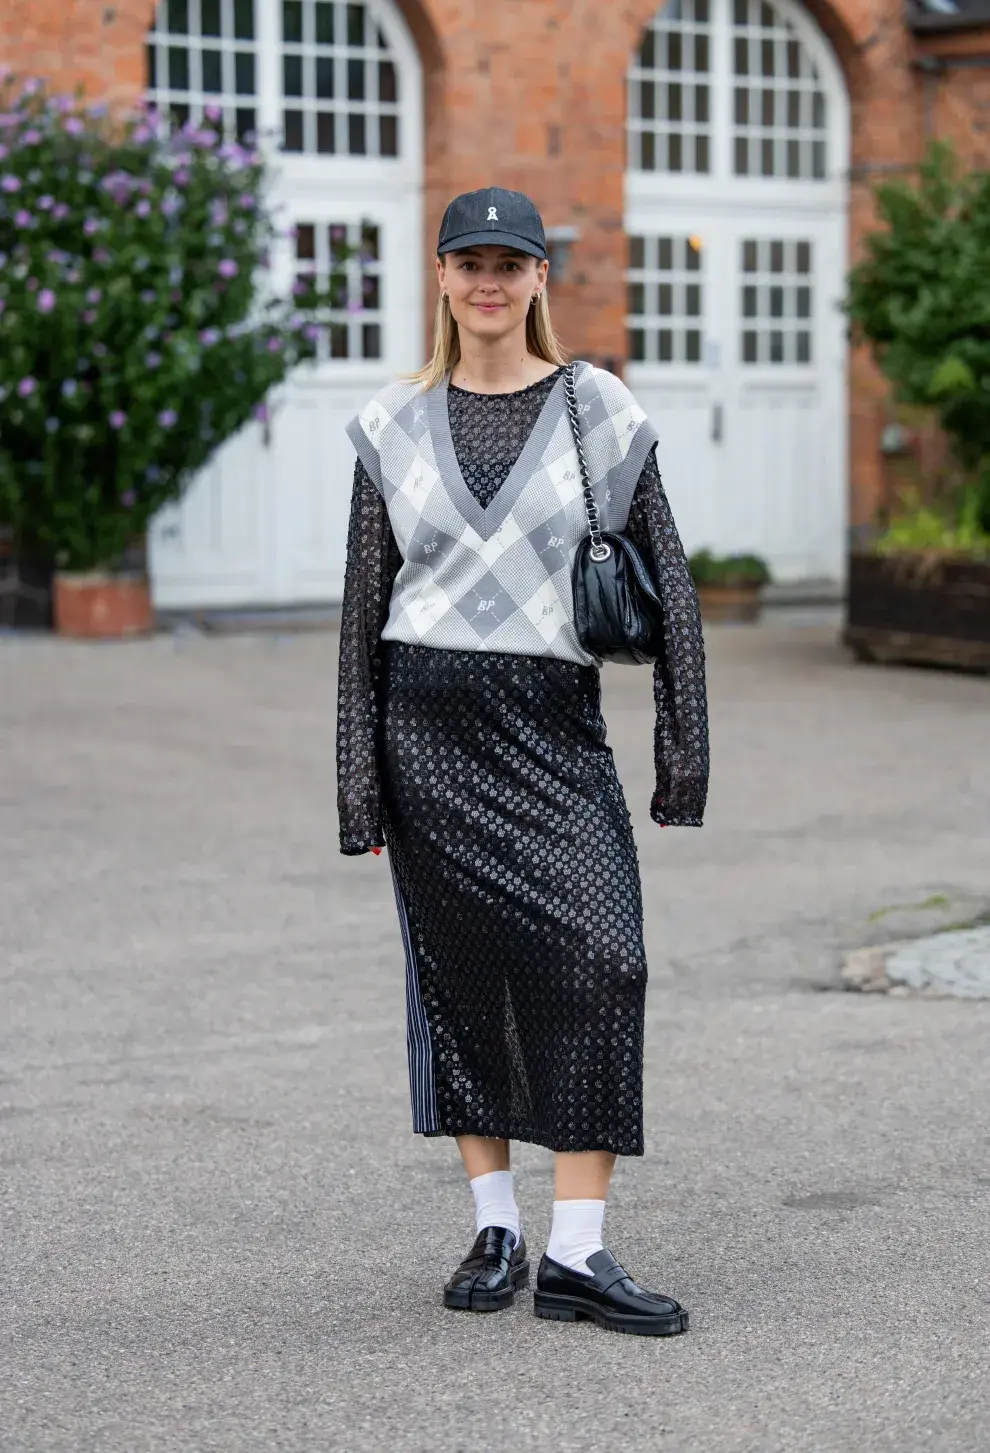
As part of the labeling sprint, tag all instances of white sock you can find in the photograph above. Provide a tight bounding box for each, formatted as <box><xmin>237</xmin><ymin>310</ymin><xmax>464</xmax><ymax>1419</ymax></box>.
<box><xmin>546</xmin><ymin>1199</ymin><xmax>606</xmax><ymax>1275</ymax></box>
<box><xmin>470</xmin><ymin>1170</ymin><xmax>521</xmax><ymax>1242</ymax></box>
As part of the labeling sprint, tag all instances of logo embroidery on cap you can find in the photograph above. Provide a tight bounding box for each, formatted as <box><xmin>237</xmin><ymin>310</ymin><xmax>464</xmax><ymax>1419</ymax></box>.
<box><xmin>487</xmin><ymin>207</ymin><xmax>498</xmax><ymax>221</ymax></box>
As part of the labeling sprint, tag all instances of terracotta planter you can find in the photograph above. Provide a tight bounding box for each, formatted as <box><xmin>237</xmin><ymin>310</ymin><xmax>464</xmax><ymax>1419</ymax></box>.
<box><xmin>844</xmin><ymin>550</ymin><xmax>990</xmax><ymax>672</ymax></box>
<box><xmin>53</xmin><ymin>571</ymin><xmax>153</xmax><ymax>639</ymax></box>
<box><xmin>695</xmin><ymin>583</ymin><xmax>764</xmax><ymax>624</ymax></box>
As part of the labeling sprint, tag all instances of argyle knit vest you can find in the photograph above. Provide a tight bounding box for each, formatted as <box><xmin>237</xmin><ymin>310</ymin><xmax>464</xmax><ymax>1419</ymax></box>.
<box><xmin>346</xmin><ymin>362</ymin><xmax>658</xmax><ymax>666</ymax></box>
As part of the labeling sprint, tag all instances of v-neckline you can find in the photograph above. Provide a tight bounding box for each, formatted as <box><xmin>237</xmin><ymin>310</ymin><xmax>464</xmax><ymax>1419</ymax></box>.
<box><xmin>427</xmin><ymin>370</ymin><xmax>567</xmax><ymax>542</ymax></box>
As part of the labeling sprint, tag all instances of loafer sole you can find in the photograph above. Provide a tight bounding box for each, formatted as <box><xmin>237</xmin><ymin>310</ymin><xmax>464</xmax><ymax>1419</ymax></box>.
<box><xmin>444</xmin><ymin>1260</ymin><xmax>530</xmax><ymax>1312</ymax></box>
<box><xmin>533</xmin><ymin>1289</ymin><xmax>689</xmax><ymax>1337</ymax></box>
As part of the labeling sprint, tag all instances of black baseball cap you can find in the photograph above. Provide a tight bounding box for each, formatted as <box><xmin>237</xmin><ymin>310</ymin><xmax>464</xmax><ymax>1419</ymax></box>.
<box><xmin>437</xmin><ymin>187</ymin><xmax>547</xmax><ymax>261</ymax></box>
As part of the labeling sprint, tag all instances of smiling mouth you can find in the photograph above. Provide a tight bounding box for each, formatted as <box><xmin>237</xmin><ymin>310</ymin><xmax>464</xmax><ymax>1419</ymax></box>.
<box><xmin>473</xmin><ymin>302</ymin><xmax>505</xmax><ymax>311</ymax></box>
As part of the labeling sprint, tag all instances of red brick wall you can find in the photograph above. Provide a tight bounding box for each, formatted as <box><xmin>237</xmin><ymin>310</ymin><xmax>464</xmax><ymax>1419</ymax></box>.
<box><xmin>4</xmin><ymin>0</ymin><xmax>990</xmax><ymax>536</ymax></box>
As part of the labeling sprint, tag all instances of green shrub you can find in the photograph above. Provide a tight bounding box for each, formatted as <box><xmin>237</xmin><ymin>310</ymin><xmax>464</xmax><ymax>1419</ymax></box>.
<box><xmin>846</xmin><ymin>141</ymin><xmax>990</xmax><ymax>539</ymax></box>
<box><xmin>688</xmin><ymin>549</ymin><xmax>771</xmax><ymax>587</ymax></box>
<box><xmin>0</xmin><ymin>73</ymin><xmax>325</xmax><ymax>572</ymax></box>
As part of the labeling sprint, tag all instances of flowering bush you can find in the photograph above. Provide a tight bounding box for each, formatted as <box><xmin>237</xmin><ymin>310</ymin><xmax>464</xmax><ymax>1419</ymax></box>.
<box><xmin>0</xmin><ymin>72</ymin><xmax>322</xmax><ymax>572</ymax></box>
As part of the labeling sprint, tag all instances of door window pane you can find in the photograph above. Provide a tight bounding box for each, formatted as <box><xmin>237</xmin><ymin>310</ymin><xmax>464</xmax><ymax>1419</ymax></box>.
<box><xmin>625</xmin><ymin>233</ymin><xmax>706</xmax><ymax>365</ymax></box>
<box><xmin>628</xmin><ymin>0</ymin><xmax>713</xmax><ymax>174</ymax></box>
<box><xmin>730</xmin><ymin>0</ymin><xmax>828</xmax><ymax>179</ymax></box>
<box><xmin>290</xmin><ymin>218</ymin><xmax>387</xmax><ymax>364</ymax></box>
<box><xmin>738</xmin><ymin>238</ymin><xmax>814</xmax><ymax>365</ymax></box>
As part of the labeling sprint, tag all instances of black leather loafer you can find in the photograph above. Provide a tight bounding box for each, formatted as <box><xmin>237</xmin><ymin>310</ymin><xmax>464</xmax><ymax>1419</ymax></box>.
<box><xmin>534</xmin><ymin>1249</ymin><xmax>689</xmax><ymax>1336</ymax></box>
<box><xmin>443</xmin><ymin>1226</ymin><xmax>530</xmax><ymax>1312</ymax></box>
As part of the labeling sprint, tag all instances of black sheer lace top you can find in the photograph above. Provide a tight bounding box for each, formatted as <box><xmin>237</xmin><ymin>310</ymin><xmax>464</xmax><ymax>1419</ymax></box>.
<box><xmin>336</xmin><ymin>370</ymin><xmax>709</xmax><ymax>854</ymax></box>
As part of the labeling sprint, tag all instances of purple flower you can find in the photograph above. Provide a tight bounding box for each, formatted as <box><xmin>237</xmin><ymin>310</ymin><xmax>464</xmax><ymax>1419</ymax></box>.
<box><xmin>26</xmin><ymin>276</ymin><xmax>39</xmax><ymax>291</ymax></box>
<box><xmin>145</xmin><ymin>351</ymin><xmax>162</xmax><ymax>369</ymax></box>
<box><xmin>1</xmin><ymin>174</ymin><xmax>21</xmax><ymax>193</ymax></box>
<box><xmin>65</xmin><ymin>269</ymin><xmax>80</xmax><ymax>283</ymax></box>
<box><xmin>161</xmin><ymin>194</ymin><xmax>181</xmax><ymax>218</ymax></box>
<box><xmin>17</xmin><ymin>377</ymin><xmax>37</xmax><ymax>398</ymax></box>
<box><xmin>89</xmin><ymin>101</ymin><xmax>108</xmax><ymax>117</ymax></box>
<box><xmin>199</xmin><ymin>327</ymin><xmax>221</xmax><ymax>346</ymax></box>
<box><xmin>64</xmin><ymin>116</ymin><xmax>85</xmax><ymax>136</ymax></box>
<box><xmin>303</xmin><ymin>323</ymin><xmax>321</xmax><ymax>341</ymax></box>
<box><xmin>83</xmin><ymin>217</ymin><xmax>101</xmax><ymax>236</ymax></box>
<box><xmin>22</xmin><ymin>78</ymin><xmax>42</xmax><ymax>97</ymax></box>
<box><xmin>86</xmin><ymin>287</ymin><xmax>102</xmax><ymax>304</ymax></box>
<box><xmin>218</xmin><ymin>259</ymin><xmax>239</xmax><ymax>279</ymax></box>
<box><xmin>132</xmin><ymin>124</ymin><xmax>153</xmax><ymax>144</ymax></box>
<box><xmin>140</xmin><ymin>289</ymin><xmax>156</xmax><ymax>303</ymax></box>
<box><xmin>37</xmin><ymin>194</ymin><xmax>54</xmax><ymax>211</ymax></box>
<box><xmin>135</xmin><ymin>199</ymin><xmax>151</xmax><ymax>219</ymax></box>
<box><xmin>158</xmin><ymin>409</ymin><xmax>177</xmax><ymax>428</ymax></box>
<box><xmin>347</xmin><ymin>299</ymin><xmax>364</xmax><ymax>314</ymax></box>
<box><xmin>109</xmin><ymin>410</ymin><xmax>127</xmax><ymax>430</ymax></box>
<box><xmin>239</xmin><ymin>193</ymin><xmax>255</xmax><ymax>210</ymax></box>
<box><xmin>62</xmin><ymin>379</ymin><xmax>78</xmax><ymax>398</ymax></box>
<box><xmin>22</xmin><ymin>128</ymin><xmax>41</xmax><ymax>145</ymax></box>
<box><xmin>38</xmin><ymin>288</ymin><xmax>56</xmax><ymax>314</ymax></box>
<box><xmin>0</xmin><ymin>146</ymin><xmax>8</xmax><ymax>163</ymax></box>
<box><xmin>204</xmin><ymin>104</ymin><xmax>222</xmax><ymax>122</ymax></box>
<box><xmin>82</xmin><ymin>310</ymin><xmax>97</xmax><ymax>325</ymax></box>
<box><xmin>94</xmin><ymin>343</ymin><xmax>108</xmax><ymax>358</ymax></box>
<box><xmin>174</xmin><ymin>168</ymin><xmax>190</xmax><ymax>187</ymax></box>
<box><xmin>45</xmin><ymin>417</ymin><xmax>60</xmax><ymax>434</ymax></box>
<box><xmin>121</xmin><ymin>490</ymin><xmax>136</xmax><ymax>508</ymax></box>
<box><xmin>254</xmin><ymin>402</ymin><xmax>269</xmax><ymax>424</ymax></box>
<box><xmin>52</xmin><ymin>203</ymin><xmax>69</xmax><ymax>222</ymax></box>
<box><xmin>14</xmin><ymin>210</ymin><xmax>33</xmax><ymax>228</ymax></box>
<box><xmin>93</xmin><ymin>248</ymin><xmax>110</xmax><ymax>264</ymax></box>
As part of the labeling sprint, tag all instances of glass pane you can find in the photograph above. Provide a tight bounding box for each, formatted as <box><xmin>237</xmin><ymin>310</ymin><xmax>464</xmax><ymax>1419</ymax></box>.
<box><xmin>171</xmin><ymin>101</ymin><xmax>190</xmax><ymax>128</ymax></box>
<box><xmin>668</xmin><ymin>83</ymin><xmax>682</xmax><ymax>123</ymax></box>
<box><xmin>640</xmin><ymin>131</ymin><xmax>656</xmax><ymax>171</ymax></box>
<box><xmin>349</xmin><ymin>113</ymin><xmax>366</xmax><ymax>155</ymax></box>
<box><xmin>813</xmin><ymin>141</ymin><xmax>826</xmax><ymax>179</ymax></box>
<box><xmin>813</xmin><ymin>91</ymin><xmax>825</xmax><ymax>127</ymax></box>
<box><xmin>686</xmin><ymin>237</ymin><xmax>702</xmax><ymax>270</ymax></box>
<box><xmin>202</xmin><ymin>0</ymin><xmax>222</xmax><ymax>36</ymax></box>
<box><xmin>658</xmin><ymin>329</ymin><xmax>673</xmax><ymax>362</ymax></box>
<box><xmin>283</xmin><ymin>0</ymin><xmax>303</xmax><ymax>42</ymax></box>
<box><xmin>743</xmin><ymin>285</ymin><xmax>757</xmax><ymax>318</ymax></box>
<box><xmin>734</xmin><ymin>136</ymin><xmax>748</xmax><ymax>175</ymax></box>
<box><xmin>379</xmin><ymin>115</ymin><xmax>398</xmax><ymax>156</ymax></box>
<box><xmin>347</xmin><ymin>4</ymin><xmax>366</xmax><ymax>45</ymax></box>
<box><xmin>316</xmin><ymin>1</ymin><xmax>334</xmax><ymax>43</ymax></box>
<box><xmin>362</xmin><ymin>275</ymin><xmax>381</xmax><ymax>310</ymax></box>
<box><xmin>296</xmin><ymin>224</ymin><xmax>315</xmax><ymax>260</ymax></box>
<box><xmin>796</xmin><ymin>331</ymin><xmax>811</xmax><ymax>363</ymax></box>
<box><xmin>761</xmin><ymin>39</ymin><xmax>774</xmax><ymax>76</ymax></box>
<box><xmin>202</xmin><ymin>50</ymin><xmax>222</xmax><ymax>92</ymax></box>
<box><xmin>380</xmin><ymin>61</ymin><xmax>397</xmax><ymax>103</ymax></box>
<box><xmin>317</xmin><ymin>112</ymin><xmax>336</xmax><ymax>153</ymax></box>
<box><xmin>361</xmin><ymin>223</ymin><xmax>380</xmax><ymax>260</ymax></box>
<box><xmin>147</xmin><ymin>44</ymin><xmax>157</xmax><ymax>88</ymax></box>
<box><xmin>284</xmin><ymin>54</ymin><xmax>303</xmax><ymax>96</ymax></box>
<box><xmin>696</xmin><ymin>85</ymin><xmax>709</xmax><ymax>124</ymax></box>
<box><xmin>696</xmin><ymin>0</ymin><xmax>709</xmax><ymax>19</ymax></box>
<box><xmin>628</xmin><ymin>282</ymin><xmax>645</xmax><ymax>315</ymax></box>
<box><xmin>761</xmin><ymin>138</ymin><xmax>774</xmax><ymax>175</ymax></box>
<box><xmin>658</xmin><ymin>283</ymin><xmax>673</xmax><ymax>316</ymax></box>
<box><xmin>330</xmin><ymin>225</ymin><xmax>349</xmax><ymax>263</ymax></box>
<box><xmin>696</xmin><ymin>134</ymin><xmax>710</xmax><ymax>173</ymax></box>
<box><xmin>686</xmin><ymin>283</ymin><xmax>701</xmax><ymax>317</ymax></box>
<box><xmin>669</xmin><ymin>133</ymin><xmax>682</xmax><ymax>172</ymax></box>
<box><xmin>362</xmin><ymin>323</ymin><xmax>382</xmax><ymax>359</ymax></box>
<box><xmin>639</xmin><ymin>30</ymin><xmax>655</xmax><ymax>68</ymax></box>
<box><xmin>658</xmin><ymin>237</ymin><xmax>673</xmax><ymax>270</ymax></box>
<box><xmin>742</xmin><ymin>330</ymin><xmax>757</xmax><ymax>364</ymax></box>
<box><xmin>640</xmin><ymin>81</ymin><xmax>656</xmax><ymax>121</ymax></box>
<box><xmin>316</xmin><ymin>58</ymin><xmax>334</xmax><ymax>98</ymax></box>
<box><xmin>168</xmin><ymin>47</ymin><xmax>190</xmax><ymax>91</ymax></box>
<box><xmin>695</xmin><ymin>34</ymin><xmax>709</xmax><ymax>72</ymax></box>
<box><xmin>770</xmin><ymin>241</ymin><xmax>784</xmax><ymax>272</ymax></box>
<box><xmin>235</xmin><ymin>107</ymin><xmax>255</xmax><ymax>141</ymax></box>
<box><xmin>742</xmin><ymin>240</ymin><xmax>758</xmax><ymax>272</ymax></box>
<box><xmin>734</xmin><ymin>87</ymin><xmax>748</xmax><ymax>124</ymax></box>
<box><xmin>330</xmin><ymin>323</ymin><xmax>349</xmax><ymax>359</ymax></box>
<box><xmin>348</xmin><ymin>59</ymin><xmax>366</xmax><ymax>100</ymax></box>
<box><xmin>234</xmin><ymin>0</ymin><xmax>254</xmax><ymax>40</ymax></box>
<box><xmin>787</xmin><ymin>139</ymin><xmax>800</xmax><ymax>177</ymax></box>
<box><xmin>168</xmin><ymin>0</ymin><xmax>189</xmax><ymax>35</ymax></box>
<box><xmin>733</xmin><ymin>0</ymin><xmax>748</xmax><ymax>23</ymax></box>
<box><xmin>734</xmin><ymin>37</ymin><xmax>748</xmax><ymax>76</ymax></box>
<box><xmin>685</xmin><ymin>329</ymin><xmax>701</xmax><ymax>362</ymax></box>
<box><xmin>796</xmin><ymin>285</ymin><xmax>811</xmax><ymax>319</ymax></box>
<box><xmin>796</xmin><ymin>241</ymin><xmax>811</xmax><ymax>273</ymax></box>
<box><xmin>770</xmin><ymin>285</ymin><xmax>784</xmax><ymax>318</ymax></box>
<box><xmin>235</xmin><ymin>52</ymin><xmax>255</xmax><ymax>95</ymax></box>
<box><xmin>283</xmin><ymin>109</ymin><xmax>304</xmax><ymax>151</ymax></box>
<box><xmin>329</xmin><ymin>269</ymin><xmax>348</xmax><ymax>308</ymax></box>
<box><xmin>628</xmin><ymin>328</ymin><xmax>646</xmax><ymax>363</ymax></box>
<box><xmin>629</xmin><ymin>236</ymin><xmax>645</xmax><ymax>269</ymax></box>
<box><xmin>761</xmin><ymin>88</ymin><xmax>774</xmax><ymax>126</ymax></box>
<box><xmin>770</xmin><ymin>331</ymin><xmax>784</xmax><ymax>363</ymax></box>
<box><xmin>787</xmin><ymin>40</ymin><xmax>801</xmax><ymax>78</ymax></box>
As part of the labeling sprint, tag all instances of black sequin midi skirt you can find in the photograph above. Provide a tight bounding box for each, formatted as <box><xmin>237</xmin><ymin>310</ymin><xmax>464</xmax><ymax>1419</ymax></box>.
<box><xmin>381</xmin><ymin>642</ymin><xmax>647</xmax><ymax>1157</ymax></box>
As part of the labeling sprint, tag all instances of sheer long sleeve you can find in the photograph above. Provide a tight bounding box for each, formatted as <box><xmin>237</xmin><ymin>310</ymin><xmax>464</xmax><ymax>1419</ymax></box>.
<box><xmin>336</xmin><ymin>458</ymin><xmax>402</xmax><ymax>855</ymax></box>
<box><xmin>624</xmin><ymin>446</ymin><xmax>710</xmax><ymax>827</ymax></box>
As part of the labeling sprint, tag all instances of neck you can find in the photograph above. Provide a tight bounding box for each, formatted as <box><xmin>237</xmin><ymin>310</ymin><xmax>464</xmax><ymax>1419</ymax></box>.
<box><xmin>451</xmin><ymin>325</ymin><xmax>557</xmax><ymax>394</ymax></box>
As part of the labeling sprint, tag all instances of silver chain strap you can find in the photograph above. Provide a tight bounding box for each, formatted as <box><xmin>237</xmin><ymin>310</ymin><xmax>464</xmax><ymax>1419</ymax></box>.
<box><xmin>563</xmin><ymin>364</ymin><xmax>612</xmax><ymax>563</ymax></box>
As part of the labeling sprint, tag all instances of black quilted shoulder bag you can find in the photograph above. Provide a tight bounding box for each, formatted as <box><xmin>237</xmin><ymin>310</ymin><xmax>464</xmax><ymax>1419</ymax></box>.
<box><xmin>563</xmin><ymin>362</ymin><xmax>664</xmax><ymax>665</ymax></box>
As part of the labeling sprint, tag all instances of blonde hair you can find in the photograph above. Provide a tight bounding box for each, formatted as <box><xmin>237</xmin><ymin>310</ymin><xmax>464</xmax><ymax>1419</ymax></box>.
<box><xmin>408</xmin><ymin>287</ymin><xmax>568</xmax><ymax>391</ymax></box>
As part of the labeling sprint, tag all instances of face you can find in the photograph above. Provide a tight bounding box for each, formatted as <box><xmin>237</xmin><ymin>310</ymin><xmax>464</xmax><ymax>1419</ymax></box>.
<box><xmin>437</xmin><ymin>245</ymin><xmax>549</xmax><ymax>342</ymax></box>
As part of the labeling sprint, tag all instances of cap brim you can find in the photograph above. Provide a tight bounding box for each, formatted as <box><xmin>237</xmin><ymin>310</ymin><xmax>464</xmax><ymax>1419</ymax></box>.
<box><xmin>438</xmin><ymin>230</ymin><xmax>547</xmax><ymax>260</ymax></box>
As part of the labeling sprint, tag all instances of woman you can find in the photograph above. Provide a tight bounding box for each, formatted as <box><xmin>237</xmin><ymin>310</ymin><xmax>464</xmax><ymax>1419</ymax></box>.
<box><xmin>337</xmin><ymin>187</ymin><xmax>709</xmax><ymax>1337</ymax></box>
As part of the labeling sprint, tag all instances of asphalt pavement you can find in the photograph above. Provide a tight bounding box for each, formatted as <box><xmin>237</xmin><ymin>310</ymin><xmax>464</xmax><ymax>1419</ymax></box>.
<box><xmin>2</xmin><ymin>614</ymin><xmax>988</xmax><ymax>1453</ymax></box>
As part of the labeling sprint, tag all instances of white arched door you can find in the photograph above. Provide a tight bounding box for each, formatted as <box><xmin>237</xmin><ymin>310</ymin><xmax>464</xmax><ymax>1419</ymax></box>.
<box><xmin>147</xmin><ymin>0</ymin><xmax>424</xmax><ymax>608</ymax></box>
<box><xmin>626</xmin><ymin>0</ymin><xmax>849</xmax><ymax>584</ymax></box>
